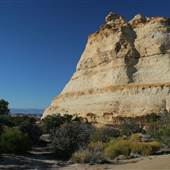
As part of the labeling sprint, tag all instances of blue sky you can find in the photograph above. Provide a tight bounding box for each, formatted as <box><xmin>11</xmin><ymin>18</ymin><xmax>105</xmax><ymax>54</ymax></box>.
<box><xmin>0</xmin><ymin>0</ymin><xmax>170</xmax><ymax>109</ymax></box>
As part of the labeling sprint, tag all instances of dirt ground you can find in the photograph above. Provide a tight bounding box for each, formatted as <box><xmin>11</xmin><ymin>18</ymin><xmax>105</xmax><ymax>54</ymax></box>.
<box><xmin>60</xmin><ymin>155</ymin><xmax>170</xmax><ymax>170</ymax></box>
<box><xmin>0</xmin><ymin>148</ymin><xmax>170</xmax><ymax>170</ymax></box>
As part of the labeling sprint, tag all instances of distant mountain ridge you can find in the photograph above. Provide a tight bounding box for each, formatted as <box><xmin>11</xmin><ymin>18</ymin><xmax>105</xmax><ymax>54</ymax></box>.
<box><xmin>11</xmin><ymin>108</ymin><xmax>44</xmax><ymax>115</ymax></box>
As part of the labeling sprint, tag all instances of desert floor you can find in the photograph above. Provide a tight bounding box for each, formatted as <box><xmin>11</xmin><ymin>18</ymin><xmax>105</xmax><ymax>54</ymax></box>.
<box><xmin>60</xmin><ymin>154</ymin><xmax>170</xmax><ymax>170</ymax></box>
<box><xmin>0</xmin><ymin>147</ymin><xmax>170</xmax><ymax>170</ymax></box>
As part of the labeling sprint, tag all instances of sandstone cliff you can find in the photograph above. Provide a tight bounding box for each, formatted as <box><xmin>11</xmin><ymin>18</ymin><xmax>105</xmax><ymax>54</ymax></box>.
<box><xmin>43</xmin><ymin>12</ymin><xmax>170</xmax><ymax>125</ymax></box>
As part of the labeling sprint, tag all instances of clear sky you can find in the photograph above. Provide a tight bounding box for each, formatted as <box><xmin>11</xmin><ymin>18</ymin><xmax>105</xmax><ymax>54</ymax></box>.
<box><xmin>0</xmin><ymin>0</ymin><xmax>170</xmax><ymax>109</ymax></box>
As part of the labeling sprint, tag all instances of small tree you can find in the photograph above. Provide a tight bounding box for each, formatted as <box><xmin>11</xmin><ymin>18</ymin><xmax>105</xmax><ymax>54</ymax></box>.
<box><xmin>51</xmin><ymin>121</ymin><xmax>93</xmax><ymax>159</ymax></box>
<box><xmin>0</xmin><ymin>127</ymin><xmax>31</xmax><ymax>154</ymax></box>
<box><xmin>90</xmin><ymin>127</ymin><xmax>120</xmax><ymax>143</ymax></box>
<box><xmin>0</xmin><ymin>99</ymin><xmax>9</xmax><ymax>115</ymax></box>
<box><xmin>42</xmin><ymin>114</ymin><xmax>81</xmax><ymax>133</ymax></box>
<box><xmin>119</xmin><ymin>119</ymin><xmax>141</xmax><ymax>136</ymax></box>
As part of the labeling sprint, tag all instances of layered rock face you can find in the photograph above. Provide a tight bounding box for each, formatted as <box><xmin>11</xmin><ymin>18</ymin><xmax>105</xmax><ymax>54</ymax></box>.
<box><xmin>43</xmin><ymin>13</ymin><xmax>170</xmax><ymax>125</ymax></box>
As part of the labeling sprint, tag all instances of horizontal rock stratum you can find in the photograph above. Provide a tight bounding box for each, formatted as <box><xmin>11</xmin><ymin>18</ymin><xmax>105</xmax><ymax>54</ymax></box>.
<box><xmin>43</xmin><ymin>12</ymin><xmax>170</xmax><ymax>124</ymax></box>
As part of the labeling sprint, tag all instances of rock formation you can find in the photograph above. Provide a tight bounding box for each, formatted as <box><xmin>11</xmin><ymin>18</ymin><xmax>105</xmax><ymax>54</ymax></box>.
<box><xmin>43</xmin><ymin>12</ymin><xmax>170</xmax><ymax>125</ymax></box>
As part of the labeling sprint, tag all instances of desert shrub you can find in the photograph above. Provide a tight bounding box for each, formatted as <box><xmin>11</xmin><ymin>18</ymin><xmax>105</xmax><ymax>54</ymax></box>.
<box><xmin>130</xmin><ymin>142</ymin><xmax>143</xmax><ymax>155</ymax></box>
<box><xmin>147</xmin><ymin>141</ymin><xmax>161</xmax><ymax>153</ymax></box>
<box><xmin>90</xmin><ymin>127</ymin><xmax>120</xmax><ymax>143</ymax></box>
<box><xmin>119</xmin><ymin>120</ymin><xmax>141</xmax><ymax>136</ymax></box>
<box><xmin>0</xmin><ymin>115</ymin><xmax>37</xmax><ymax>127</ymax></box>
<box><xmin>129</xmin><ymin>133</ymin><xmax>142</xmax><ymax>142</ymax></box>
<box><xmin>72</xmin><ymin>150</ymin><xmax>92</xmax><ymax>163</ymax></box>
<box><xmin>130</xmin><ymin>142</ymin><xmax>152</xmax><ymax>156</ymax></box>
<box><xmin>0</xmin><ymin>115</ymin><xmax>13</xmax><ymax>127</ymax></box>
<box><xmin>129</xmin><ymin>133</ymin><xmax>160</xmax><ymax>156</ymax></box>
<box><xmin>88</xmin><ymin>151</ymin><xmax>107</xmax><ymax>164</ymax></box>
<box><xmin>104</xmin><ymin>136</ymin><xmax>159</xmax><ymax>159</ymax></box>
<box><xmin>145</xmin><ymin>113</ymin><xmax>160</xmax><ymax>123</ymax></box>
<box><xmin>158</xmin><ymin>125</ymin><xmax>170</xmax><ymax>146</ymax></box>
<box><xmin>130</xmin><ymin>140</ymin><xmax>160</xmax><ymax>156</ymax></box>
<box><xmin>0</xmin><ymin>124</ymin><xmax>3</xmax><ymax>136</ymax></box>
<box><xmin>86</xmin><ymin>142</ymin><xmax>108</xmax><ymax>163</ymax></box>
<box><xmin>0</xmin><ymin>115</ymin><xmax>41</xmax><ymax>145</ymax></box>
<box><xmin>140</xmin><ymin>143</ymin><xmax>153</xmax><ymax>156</ymax></box>
<box><xmin>72</xmin><ymin>148</ymin><xmax>107</xmax><ymax>164</ymax></box>
<box><xmin>10</xmin><ymin>116</ymin><xmax>36</xmax><ymax>127</ymax></box>
<box><xmin>146</xmin><ymin>112</ymin><xmax>170</xmax><ymax>146</ymax></box>
<box><xmin>104</xmin><ymin>138</ymin><xmax>131</xmax><ymax>159</ymax></box>
<box><xmin>0</xmin><ymin>99</ymin><xmax>9</xmax><ymax>115</ymax></box>
<box><xmin>51</xmin><ymin>121</ymin><xmax>93</xmax><ymax>159</ymax></box>
<box><xmin>0</xmin><ymin>127</ymin><xmax>31</xmax><ymax>154</ymax></box>
<box><xmin>19</xmin><ymin>120</ymin><xmax>42</xmax><ymax>145</ymax></box>
<box><xmin>88</xmin><ymin>141</ymin><xmax>105</xmax><ymax>152</ymax></box>
<box><xmin>42</xmin><ymin>114</ymin><xmax>81</xmax><ymax>133</ymax></box>
<box><xmin>157</xmin><ymin>132</ymin><xmax>170</xmax><ymax>146</ymax></box>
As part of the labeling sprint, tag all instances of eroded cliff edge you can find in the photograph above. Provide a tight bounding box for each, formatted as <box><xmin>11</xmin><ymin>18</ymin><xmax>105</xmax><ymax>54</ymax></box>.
<box><xmin>43</xmin><ymin>13</ymin><xmax>170</xmax><ymax>125</ymax></box>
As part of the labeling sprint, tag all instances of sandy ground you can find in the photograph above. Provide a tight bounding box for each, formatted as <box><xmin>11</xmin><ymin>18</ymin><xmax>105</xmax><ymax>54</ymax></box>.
<box><xmin>0</xmin><ymin>147</ymin><xmax>61</xmax><ymax>170</ymax></box>
<box><xmin>60</xmin><ymin>155</ymin><xmax>170</xmax><ymax>170</ymax></box>
<box><xmin>0</xmin><ymin>148</ymin><xmax>170</xmax><ymax>170</ymax></box>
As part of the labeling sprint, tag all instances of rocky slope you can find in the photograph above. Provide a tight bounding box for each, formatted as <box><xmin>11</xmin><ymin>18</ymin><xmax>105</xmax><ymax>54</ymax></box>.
<box><xmin>43</xmin><ymin>12</ymin><xmax>170</xmax><ymax>125</ymax></box>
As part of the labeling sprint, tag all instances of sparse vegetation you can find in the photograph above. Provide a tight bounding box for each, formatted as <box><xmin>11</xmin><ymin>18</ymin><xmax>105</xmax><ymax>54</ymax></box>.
<box><xmin>119</xmin><ymin>119</ymin><xmax>142</xmax><ymax>136</ymax></box>
<box><xmin>0</xmin><ymin>114</ymin><xmax>41</xmax><ymax>145</ymax></box>
<box><xmin>104</xmin><ymin>138</ymin><xmax>130</xmax><ymax>159</ymax></box>
<box><xmin>90</xmin><ymin>127</ymin><xmax>120</xmax><ymax>143</ymax></box>
<box><xmin>41</xmin><ymin>114</ymin><xmax>81</xmax><ymax>133</ymax></box>
<box><xmin>72</xmin><ymin>150</ymin><xmax>92</xmax><ymax>163</ymax></box>
<box><xmin>130</xmin><ymin>142</ymin><xmax>152</xmax><ymax>156</ymax></box>
<box><xmin>0</xmin><ymin>101</ymin><xmax>168</xmax><ymax>164</ymax></box>
<box><xmin>50</xmin><ymin>121</ymin><xmax>93</xmax><ymax>159</ymax></box>
<box><xmin>72</xmin><ymin>141</ymin><xmax>107</xmax><ymax>164</ymax></box>
<box><xmin>19</xmin><ymin>119</ymin><xmax>42</xmax><ymax>145</ymax></box>
<box><xmin>0</xmin><ymin>127</ymin><xmax>31</xmax><ymax>154</ymax></box>
<box><xmin>0</xmin><ymin>99</ymin><xmax>9</xmax><ymax>115</ymax></box>
<box><xmin>72</xmin><ymin>149</ymin><xmax>107</xmax><ymax>164</ymax></box>
<box><xmin>146</xmin><ymin>112</ymin><xmax>170</xmax><ymax>147</ymax></box>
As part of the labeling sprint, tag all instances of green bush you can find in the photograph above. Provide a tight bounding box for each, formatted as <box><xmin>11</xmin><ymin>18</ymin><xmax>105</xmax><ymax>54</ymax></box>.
<box><xmin>159</xmin><ymin>127</ymin><xmax>170</xmax><ymax>146</ymax></box>
<box><xmin>0</xmin><ymin>127</ymin><xmax>31</xmax><ymax>154</ymax></box>
<box><xmin>129</xmin><ymin>140</ymin><xmax>160</xmax><ymax>156</ymax></box>
<box><xmin>0</xmin><ymin>99</ymin><xmax>9</xmax><ymax>115</ymax></box>
<box><xmin>90</xmin><ymin>127</ymin><xmax>120</xmax><ymax>143</ymax></box>
<box><xmin>19</xmin><ymin>120</ymin><xmax>42</xmax><ymax>145</ymax></box>
<box><xmin>42</xmin><ymin>114</ymin><xmax>81</xmax><ymax>133</ymax></box>
<box><xmin>129</xmin><ymin>133</ymin><xmax>142</xmax><ymax>142</ymax></box>
<box><xmin>146</xmin><ymin>112</ymin><xmax>170</xmax><ymax>146</ymax></box>
<box><xmin>0</xmin><ymin>115</ymin><xmax>41</xmax><ymax>145</ymax></box>
<box><xmin>10</xmin><ymin>116</ymin><xmax>36</xmax><ymax>127</ymax></box>
<box><xmin>119</xmin><ymin>120</ymin><xmax>141</xmax><ymax>136</ymax></box>
<box><xmin>0</xmin><ymin>115</ymin><xmax>13</xmax><ymax>127</ymax></box>
<box><xmin>88</xmin><ymin>141</ymin><xmax>105</xmax><ymax>152</ymax></box>
<box><xmin>0</xmin><ymin>115</ymin><xmax>37</xmax><ymax>127</ymax></box>
<box><xmin>145</xmin><ymin>113</ymin><xmax>160</xmax><ymax>123</ymax></box>
<box><xmin>130</xmin><ymin>142</ymin><xmax>142</xmax><ymax>155</ymax></box>
<box><xmin>51</xmin><ymin>121</ymin><xmax>93</xmax><ymax>159</ymax></box>
<box><xmin>130</xmin><ymin>142</ymin><xmax>152</xmax><ymax>156</ymax></box>
<box><xmin>72</xmin><ymin>150</ymin><xmax>92</xmax><ymax>163</ymax></box>
<box><xmin>148</xmin><ymin>141</ymin><xmax>161</xmax><ymax>153</ymax></box>
<box><xmin>141</xmin><ymin>143</ymin><xmax>153</xmax><ymax>156</ymax></box>
<box><xmin>104</xmin><ymin>138</ymin><xmax>131</xmax><ymax>159</ymax></box>
<box><xmin>72</xmin><ymin>148</ymin><xmax>107</xmax><ymax>164</ymax></box>
<box><xmin>104</xmin><ymin>136</ymin><xmax>160</xmax><ymax>159</ymax></box>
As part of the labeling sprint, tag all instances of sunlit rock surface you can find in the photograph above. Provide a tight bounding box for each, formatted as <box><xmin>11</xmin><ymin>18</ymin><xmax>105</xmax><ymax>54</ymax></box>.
<box><xmin>43</xmin><ymin>12</ymin><xmax>170</xmax><ymax>125</ymax></box>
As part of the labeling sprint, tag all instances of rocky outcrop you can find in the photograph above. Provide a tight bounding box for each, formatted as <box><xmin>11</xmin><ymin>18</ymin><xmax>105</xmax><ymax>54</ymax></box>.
<box><xmin>43</xmin><ymin>12</ymin><xmax>170</xmax><ymax>125</ymax></box>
